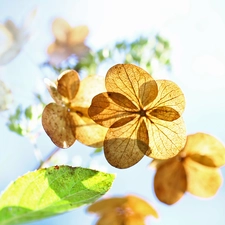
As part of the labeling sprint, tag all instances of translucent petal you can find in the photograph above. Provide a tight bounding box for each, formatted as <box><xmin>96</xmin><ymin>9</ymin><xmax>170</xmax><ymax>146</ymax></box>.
<box><xmin>4</xmin><ymin>20</ymin><xmax>19</xmax><ymax>38</ymax></box>
<box><xmin>67</xmin><ymin>25</ymin><xmax>89</xmax><ymax>45</ymax></box>
<box><xmin>184</xmin><ymin>133</ymin><xmax>225</xmax><ymax>167</ymax></box>
<box><xmin>146</xmin><ymin>117</ymin><xmax>186</xmax><ymax>159</ymax></box>
<box><xmin>88</xmin><ymin>92</ymin><xmax>136</xmax><ymax>128</ymax></box>
<box><xmin>72</xmin><ymin>75</ymin><xmax>106</xmax><ymax>109</ymax></box>
<box><xmin>57</xmin><ymin>70</ymin><xmax>80</xmax><ymax>101</ymax></box>
<box><xmin>149</xmin><ymin>159</ymin><xmax>168</xmax><ymax>169</ymax></box>
<box><xmin>105</xmin><ymin>64</ymin><xmax>157</xmax><ymax>108</ymax></box>
<box><xmin>104</xmin><ymin>117</ymin><xmax>146</xmax><ymax>168</ymax></box>
<box><xmin>126</xmin><ymin>195</ymin><xmax>158</xmax><ymax>218</ymax></box>
<box><xmin>70</xmin><ymin>43</ymin><xmax>90</xmax><ymax>59</ymax></box>
<box><xmin>149</xmin><ymin>106</ymin><xmax>180</xmax><ymax>121</ymax></box>
<box><xmin>148</xmin><ymin>80</ymin><xmax>185</xmax><ymax>116</ymax></box>
<box><xmin>44</xmin><ymin>78</ymin><xmax>63</xmax><ymax>105</ymax></box>
<box><xmin>47</xmin><ymin>43</ymin><xmax>72</xmax><ymax>66</ymax></box>
<box><xmin>184</xmin><ymin>157</ymin><xmax>223</xmax><ymax>197</ymax></box>
<box><xmin>52</xmin><ymin>18</ymin><xmax>71</xmax><ymax>44</ymax></box>
<box><xmin>70</xmin><ymin>112</ymin><xmax>107</xmax><ymax>148</ymax></box>
<box><xmin>87</xmin><ymin>197</ymin><xmax>126</xmax><ymax>215</ymax></box>
<box><xmin>42</xmin><ymin>103</ymin><xmax>76</xmax><ymax>148</ymax></box>
<box><xmin>154</xmin><ymin>158</ymin><xmax>187</xmax><ymax>205</ymax></box>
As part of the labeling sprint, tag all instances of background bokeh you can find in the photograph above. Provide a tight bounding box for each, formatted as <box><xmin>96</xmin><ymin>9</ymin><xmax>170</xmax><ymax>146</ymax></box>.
<box><xmin>0</xmin><ymin>0</ymin><xmax>225</xmax><ymax>224</ymax></box>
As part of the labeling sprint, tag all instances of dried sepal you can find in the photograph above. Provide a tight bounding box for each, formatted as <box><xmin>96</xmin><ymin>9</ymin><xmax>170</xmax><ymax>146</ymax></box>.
<box><xmin>87</xmin><ymin>195</ymin><xmax>158</xmax><ymax>225</ymax></box>
<box><xmin>184</xmin><ymin>158</ymin><xmax>223</xmax><ymax>198</ymax></box>
<box><xmin>125</xmin><ymin>195</ymin><xmax>158</xmax><ymax>218</ymax></box>
<box><xmin>42</xmin><ymin>70</ymin><xmax>107</xmax><ymax>148</ymax></box>
<box><xmin>57</xmin><ymin>70</ymin><xmax>80</xmax><ymax>100</ymax></box>
<box><xmin>67</xmin><ymin>25</ymin><xmax>89</xmax><ymax>45</ymax></box>
<box><xmin>151</xmin><ymin>132</ymin><xmax>225</xmax><ymax>204</ymax></box>
<box><xmin>52</xmin><ymin>18</ymin><xmax>71</xmax><ymax>44</ymax></box>
<box><xmin>0</xmin><ymin>9</ymin><xmax>35</xmax><ymax>65</ymax></box>
<box><xmin>44</xmin><ymin>78</ymin><xmax>63</xmax><ymax>104</ymax></box>
<box><xmin>48</xmin><ymin>18</ymin><xmax>90</xmax><ymax>66</ymax></box>
<box><xmin>146</xmin><ymin>116</ymin><xmax>186</xmax><ymax>159</ymax></box>
<box><xmin>184</xmin><ymin>132</ymin><xmax>225</xmax><ymax>167</ymax></box>
<box><xmin>70</xmin><ymin>112</ymin><xmax>107</xmax><ymax>147</ymax></box>
<box><xmin>88</xmin><ymin>197</ymin><xmax>126</xmax><ymax>215</ymax></box>
<box><xmin>42</xmin><ymin>103</ymin><xmax>76</xmax><ymax>148</ymax></box>
<box><xmin>105</xmin><ymin>64</ymin><xmax>158</xmax><ymax>106</ymax></box>
<box><xmin>154</xmin><ymin>158</ymin><xmax>187</xmax><ymax>205</ymax></box>
<box><xmin>104</xmin><ymin>118</ymin><xmax>146</xmax><ymax>169</ymax></box>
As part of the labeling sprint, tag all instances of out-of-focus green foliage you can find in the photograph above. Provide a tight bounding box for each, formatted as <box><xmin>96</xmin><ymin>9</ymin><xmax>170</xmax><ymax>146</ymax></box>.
<box><xmin>48</xmin><ymin>34</ymin><xmax>171</xmax><ymax>76</ymax></box>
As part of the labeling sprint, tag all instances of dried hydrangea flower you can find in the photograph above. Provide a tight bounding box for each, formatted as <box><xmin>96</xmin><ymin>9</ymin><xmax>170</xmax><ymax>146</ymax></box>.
<box><xmin>42</xmin><ymin>70</ymin><xmax>107</xmax><ymax>148</ymax></box>
<box><xmin>47</xmin><ymin>18</ymin><xmax>90</xmax><ymax>66</ymax></box>
<box><xmin>151</xmin><ymin>132</ymin><xmax>225</xmax><ymax>204</ymax></box>
<box><xmin>88</xmin><ymin>64</ymin><xmax>186</xmax><ymax>168</ymax></box>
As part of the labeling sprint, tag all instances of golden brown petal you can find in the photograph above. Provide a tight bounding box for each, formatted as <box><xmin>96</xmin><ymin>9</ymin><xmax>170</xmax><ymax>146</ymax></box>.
<box><xmin>137</xmin><ymin>119</ymin><xmax>151</xmax><ymax>155</ymax></box>
<box><xmin>149</xmin><ymin>159</ymin><xmax>168</xmax><ymax>169</ymax></box>
<box><xmin>71</xmin><ymin>43</ymin><xmax>90</xmax><ymax>59</ymax></box>
<box><xmin>149</xmin><ymin>106</ymin><xmax>180</xmax><ymax>121</ymax></box>
<box><xmin>184</xmin><ymin>133</ymin><xmax>225</xmax><ymax>167</ymax></box>
<box><xmin>72</xmin><ymin>75</ymin><xmax>105</xmax><ymax>108</ymax></box>
<box><xmin>57</xmin><ymin>70</ymin><xmax>80</xmax><ymax>101</ymax></box>
<box><xmin>44</xmin><ymin>78</ymin><xmax>63</xmax><ymax>105</ymax></box>
<box><xmin>47</xmin><ymin>43</ymin><xmax>72</xmax><ymax>66</ymax></box>
<box><xmin>124</xmin><ymin>215</ymin><xmax>146</xmax><ymax>225</ymax></box>
<box><xmin>107</xmin><ymin>92</ymin><xmax>138</xmax><ymax>110</ymax></box>
<box><xmin>70</xmin><ymin>112</ymin><xmax>107</xmax><ymax>148</ymax></box>
<box><xmin>154</xmin><ymin>158</ymin><xmax>187</xmax><ymax>205</ymax></box>
<box><xmin>105</xmin><ymin>64</ymin><xmax>157</xmax><ymax>107</ymax></box>
<box><xmin>148</xmin><ymin>80</ymin><xmax>185</xmax><ymax>116</ymax></box>
<box><xmin>52</xmin><ymin>18</ymin><xmax>71</xmax><ymax>44</ymax></box>
<box><xmin>146</xmin><ymin>117</ymin><xmax>186</xmax><ymax>159</ymax></box>
<box><xmin>96</xmin><ymin>211</ymin><xmax>122</xmax><ymax>225</ymax></box>
<box><xmin>42</xmin><ymin>103</ymin><xmax>76</xmax><ymax>148</ymax></box>
<box><xmin>88</xmin><ymin>92</ymin><xmax>135</xmax><ymax>128</ymax></box>
<box><xmin>104</xmin><ymin>117</ymin><xmax>146</xmax><ymax>168</ymax></box>
<box><xmin>126</xmin><ymin>195</ymin><xmax>158</xmax><ymax>218</ymax></box>
<box><xmin>184</xmin><ymin>157</ymin><xmax>223</xmax><ymax>198</ymax></box>
<box><xmin>67</xmin><ymin>25</ymin><xmax>89</xmax><ymax>45</ymax></box>
<box><xmin>88</xmin><ymin>197</ymin><xmax>127</xmax><ymax>215</ymax></box>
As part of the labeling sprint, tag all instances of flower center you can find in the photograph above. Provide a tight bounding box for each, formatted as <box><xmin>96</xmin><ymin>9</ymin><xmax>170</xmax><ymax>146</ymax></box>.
<box><xmin>139</xmin><ymin>108</ymin><xmax>147</xmax><ymax>117</ymax></box>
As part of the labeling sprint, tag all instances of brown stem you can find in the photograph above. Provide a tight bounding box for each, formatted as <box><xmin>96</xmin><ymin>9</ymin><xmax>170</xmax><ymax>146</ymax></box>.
<box><xmin>36</xmin><ymin>146</ymin><xmax>61</xmax><ymax>170</ymax></box>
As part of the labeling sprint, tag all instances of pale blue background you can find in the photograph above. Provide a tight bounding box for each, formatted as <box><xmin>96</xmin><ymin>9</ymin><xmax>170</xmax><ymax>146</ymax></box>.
<box><xmin>0</xmin><ymin>0</ymin><xmax>225</xmax><ymax>225</ymax></box>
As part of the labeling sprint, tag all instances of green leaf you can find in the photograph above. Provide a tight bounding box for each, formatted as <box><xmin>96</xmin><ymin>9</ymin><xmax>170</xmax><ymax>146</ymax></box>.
<box><xmin>24</xmin><ymin>106</ymin><xmax>33</xmax><ymax>120</ymax></box>
<box><xmin>0</xmin><ymin>166</ymin><xmax>115</xmax><ymax>225</ymax></box>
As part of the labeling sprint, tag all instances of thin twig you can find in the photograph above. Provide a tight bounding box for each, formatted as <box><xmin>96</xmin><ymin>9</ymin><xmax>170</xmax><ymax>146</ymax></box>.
<box><xmin>36</xmin><ymin>146</ymin><xmax>61</xmax><ymax>170</ymax></box>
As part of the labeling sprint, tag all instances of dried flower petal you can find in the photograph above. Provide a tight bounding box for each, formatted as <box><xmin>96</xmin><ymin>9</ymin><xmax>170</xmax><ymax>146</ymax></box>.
<box><xmin>52</xmin><ymin>18</ymin><xmax>71</xmax><ymax>44</ymax></box>
<box><xmin>42</xmin><ymin>103</ymin><xmax>76</xmax><ymax>148</ymax></box>
<box><xmin>184</xmin><ymin>132</ymin><xmax>225</xmax><ymax>167</ymax></box>
<box><xmin>57</xmin><ymin>70</ymin><xmax>80</xmax><ymax>100</ymax></box>
<box><xmin>88</xmin><ymin>195</ymin><xmax>157</xmax><ymax>225</ymax></box>
<box><xmin>154</xmin><ymin>158</ymin><xmax>187</xmax><ymax>205</ymax></box>
<box><xmin>48</xmin><ymin>18</ymin><xmax>89</xmax><ymax>66</ymax></box>
<box><xmin>184</xmin><ymin>157</ymin><xmax>223</xmax><ymax>197</ymax></box>
<box><xmin>151</xmin><ymin>132</ymin><xmax>225</xmax><ymax>204</ymax></box>
<box><xmin>42</xmin><ymin>71</ymin><xmax>107</xmax><ymax>148</ymax></box>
